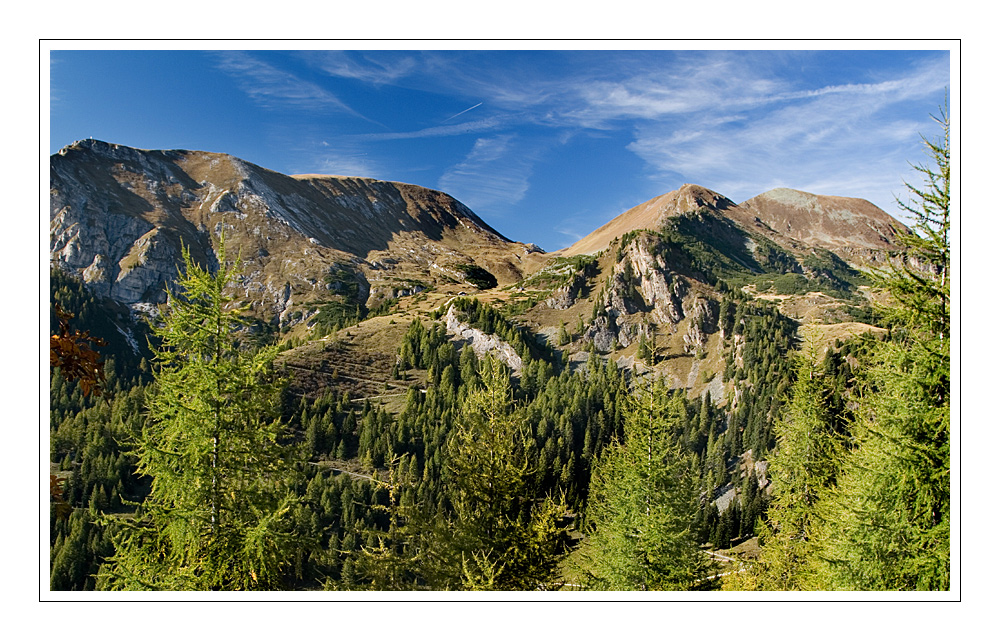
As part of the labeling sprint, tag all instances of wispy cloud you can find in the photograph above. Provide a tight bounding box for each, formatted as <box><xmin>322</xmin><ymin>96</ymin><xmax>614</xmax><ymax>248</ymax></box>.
<box><xmin>306</xmin><ymin>51</ymin><xmax>420</xmax><ymax>85</ymax></box>
<box><xmin>437</xmin><ymin>135</ymin><xmax>538</xmax><ymax>213</ymax></box>
<box><xmin>297</xmin><ymin>50</ymin><xmax>946</xmax><ymax>220</ymax></box>
<box><xmin>215</xmin><ymin>52</ymin><xmax>377</xmax><ymax>123</ymax></box>
<box><xmin>618</xmin><ymin>55</ymin><xmax>949</xmax><ymax>210</ymax></box>
<box><xmin>313</xmin><ymin>148</ymin><xmax>381</xmax><ymax>179</ymax></box>
<box><xmin>353</xmin><ymin>115</ymin><xmax>511</xmax><ymax>142</ymax></box>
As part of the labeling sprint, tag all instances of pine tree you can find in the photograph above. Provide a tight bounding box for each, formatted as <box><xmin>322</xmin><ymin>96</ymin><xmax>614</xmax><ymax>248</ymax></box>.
<box><xmin>580</xmin><ymin>379</ymin><xmax>706</xmax><ymax>590</ymax></box>
<box><xmin>98</xmin><ymin>242</ymin><xmax>306</xmax><ymax>590</ymax></box>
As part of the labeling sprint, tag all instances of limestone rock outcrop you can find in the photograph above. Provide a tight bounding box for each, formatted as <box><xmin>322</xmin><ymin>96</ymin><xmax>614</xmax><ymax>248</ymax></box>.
<box><xmin>583</xmin><ymin>314</ymin><xmax>618</xmax><ymax>354</ymax></box>
<box><xmin>444</xmin><ymin>306</ymin><xmax>523</xmax><ymax>374</ymax></box>
<box><xmin>683</xmin><ymin>297</ymin><xmax>717</xmax><ymax>354</ymax></box>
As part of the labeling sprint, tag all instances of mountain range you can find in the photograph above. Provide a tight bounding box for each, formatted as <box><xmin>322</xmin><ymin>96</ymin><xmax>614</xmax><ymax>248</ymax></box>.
<box><xmin>49</xmin><ymin>139</ymin><xmax>909</xmax><ymax>400</ymax></box>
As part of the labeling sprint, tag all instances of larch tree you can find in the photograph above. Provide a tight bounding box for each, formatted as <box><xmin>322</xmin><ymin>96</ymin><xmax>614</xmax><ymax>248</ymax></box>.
<box><xmin>98</xmin><ymin>242</ymin><xmax>306</xmax><ymax>590</ymax></box>
<box><xmin>580</xmin><ymin>378</ymin><xmax>705</xmax><ymax>590</ymax></box>
<box><xmin>816</xmin><ymin>107</ymin><xmax>951</xmax><ymax>590</ymax></box>
<box><xmin>442</xmin><ymin>355</ymin><xmax>568</xmax><ymax>591</ymax></box>
<box><xmin>348</xmin><ymin>460</ymin><xmax>422</xmax><ymax>591</ymax></box>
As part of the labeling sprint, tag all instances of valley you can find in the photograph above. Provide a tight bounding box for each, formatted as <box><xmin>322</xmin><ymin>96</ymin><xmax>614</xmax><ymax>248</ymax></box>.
<box><xmin>48</xmin><ymin>138</ymin><xmax>947</xmax><ymax>592</ymax></box>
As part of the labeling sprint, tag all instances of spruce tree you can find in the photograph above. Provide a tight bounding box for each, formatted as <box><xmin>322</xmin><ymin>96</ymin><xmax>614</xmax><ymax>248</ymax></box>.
<box><xmin>98</xmin><ymin>243</ymin><xmax>305</xmax><ymax>590</ymax></box>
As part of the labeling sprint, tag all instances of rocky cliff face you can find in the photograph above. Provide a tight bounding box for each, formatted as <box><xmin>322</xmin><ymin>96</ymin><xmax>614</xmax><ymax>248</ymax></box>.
<box><xmin>50</xmin><ymin>140</ymin><xmax>538</xmax><ymax>323</ymax></box>
<box><xmin>586</xmin><ymin>233</ymin><xmax>712</xmax><ymax>353</ymax></box>
<box><xmin>617</xmin><ymin>238</ymin><xmax>686</xmax><ymax>327</ymax></box>
<box><xmin>444</xmin><ymin>305</ymin><xmax>523</xmax><ymax>374</ymax></box>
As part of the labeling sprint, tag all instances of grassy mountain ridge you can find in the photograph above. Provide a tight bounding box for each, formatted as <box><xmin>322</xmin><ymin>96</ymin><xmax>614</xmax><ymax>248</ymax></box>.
<box><xmin>49</xmin><ymin>140</ymin><xmax>901</xmax><ymax>407</ymax></box>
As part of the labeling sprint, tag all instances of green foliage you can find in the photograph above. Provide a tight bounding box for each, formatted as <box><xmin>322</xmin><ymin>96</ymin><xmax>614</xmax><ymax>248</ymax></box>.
<box><xmin>636</xmin><ymin>332</ymin><xmax>652</xmax><ymax>365</ymax></box>
<box><xmin>309</xmin><ymin>299</ymin><xmax>365</xmax><ymax>336</ymax></box>
<box><xmin>99</xmin><ymin>243</ymin><xmax>307</xmax><ymax>590</ymax></box>
<box><xmin>631</xmin><ymin>207</ymin><xmax>867</xmax><ymax>297</ymax></box>
<box><xmin>557</xmin><ymin>321</ymin><xmax>571</xmax><ymax>346</ymax></box>
<box><xmin>441</xmin><ymin>356</ymin><xmax>568</xmax><ymax>590</ymax></box>
<box><xmin>815</xmin><ymin>334</ymin><xmax>950</xmax><ymax>589</ymax></box>
<box><xmin>50</xmin><ymin>509</ymin><xmax>114</xmax><ymax>590</ymax></box>
<box><xmin>347</xmin><ymin>459</ymin><xmax>431</xmax><ymax>590</ymax></box>
<box><xmin>307</xmin><ymin>264</ymin><xmax>396</xmax><ymax>336</ymax></box>
<box><xmin>324</xmin><ymin>264</ymin><xmax>361</xmax><ymax>299</ymax></box>
<box><xmin>448</xmin><ymin>296</ymin><xmax>558</xmax><ymax>364</ymax></box>
<box><xmin>800</xmin><ymin>248</ymin><xmax>869</xmax><ymax>297</ymax></box>
<box><xmin>50</xmin><ymin>267</ymin><xmax>155</xmax><ymax>385</ymax></box>
<box><xmin>517</xmin><ymin>255</ymin><xmax>597</xmax><ymax>290</ymax></box>
<box><xmin>881</xmin><ymin>108</ymin><xmax>951</xmax><ymax>340</ymax></box>
<box><xmin>770</xmin><ymin>272</ymin><xmax>810</xmax><ymax>295</ymax></box>
<box><xmin>726</xmin><ymin>296</ymin><xmax>799</xmax><ymax>459</ymax></box>
<box><xmin>580</xmin><ymin>379</ymin><xmax>706</xmax><ymax>590</ymax></box>
<box><xmin>726</xmin><ymin>350</ymin><xmax>843</xmax><ymax>590</ymax></box>
<box><xmin>816</xmin><ymin>109</ymin><xmax>950</xmax><ymax>591</ymax></box>
<box><xmin>733</xmin><ymin>108</ymin><xmax>951</xmax><ymax>591</ymax></box>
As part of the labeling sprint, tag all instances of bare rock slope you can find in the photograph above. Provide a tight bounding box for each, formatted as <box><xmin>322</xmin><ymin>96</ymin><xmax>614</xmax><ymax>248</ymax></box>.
<box><xmin>739</xmin><ymin>187</ymin><xmax>908</xmax><ymax>266</ymax></box>
<box><xmin>50</xmin><ymin>140</ymin><xmax>542</xmax><ymax>324</ymax></box>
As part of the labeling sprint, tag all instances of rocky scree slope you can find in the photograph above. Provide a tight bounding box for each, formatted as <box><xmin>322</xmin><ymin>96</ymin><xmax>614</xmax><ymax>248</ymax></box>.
<box><xmin>50</xmin><ymin>139</ymin><xmax>542</xmax><ymax>326</ymax></box>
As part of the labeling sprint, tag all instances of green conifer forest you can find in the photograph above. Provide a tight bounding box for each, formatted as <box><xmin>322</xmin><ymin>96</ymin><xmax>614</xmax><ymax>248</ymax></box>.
<box><xmin>48</xmin><ymin>111</ymin><xmax>951</xmax><ymax>594</ymax></box>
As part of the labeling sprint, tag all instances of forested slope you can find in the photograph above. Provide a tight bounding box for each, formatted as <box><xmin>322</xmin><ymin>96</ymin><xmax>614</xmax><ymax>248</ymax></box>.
<box><xmin>48</xmin><ymin>113</ymin><xmax>950</xmax><ymax>592</ymax></box>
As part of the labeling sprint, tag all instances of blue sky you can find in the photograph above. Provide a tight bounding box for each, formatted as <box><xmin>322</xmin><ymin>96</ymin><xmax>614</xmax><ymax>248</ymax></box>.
<box><xmin>49</xmin><ymin>48</ymin><xmax>951</xmax><ymax>252</ymax></box>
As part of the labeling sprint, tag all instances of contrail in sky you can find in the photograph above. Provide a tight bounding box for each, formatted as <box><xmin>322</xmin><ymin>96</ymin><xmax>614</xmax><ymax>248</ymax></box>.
<box><xmin>443</xmin><ymin>102</ymin><xmax>483</xmax><ymax>122</ymax></box>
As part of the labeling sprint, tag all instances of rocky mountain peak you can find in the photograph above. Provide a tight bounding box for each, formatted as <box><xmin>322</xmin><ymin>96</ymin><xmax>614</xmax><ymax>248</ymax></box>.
<box><xmin>558</xmin><ymin>184</ymin><xmax>736</xmax><ymax>257</ymax></box>
<box><xmin>557</xmin><ymin>180</ymin><xmax>909</xmax><ymax>274</ymax></box>
<box><xmin>50</xmin><ymin>141</ymin><xmax>541</xmax><ymax>325</ymax></box>
<box><xmin>673</xmin><ymin>183</ymin><xmax>738</xmax><ymax>212</ymax></box>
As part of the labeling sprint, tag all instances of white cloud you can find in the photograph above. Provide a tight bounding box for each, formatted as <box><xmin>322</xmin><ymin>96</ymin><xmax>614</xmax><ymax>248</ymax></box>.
<box><xmin>353</xmin><ymin>115</ymin><xmax>511</xmax><ymax>142</ymax></box>
<box><xmin>313</xmin><ymin>151</ymin><xmax>381</xmax><ymax>179</ymax></box>
<box><xmin>286</xmin><ymin>50</ymin><xmax>947</xmax><ymax>222</ymax></box>
<box><xmin>437</xmin><ymin>135</ymin><xmax>537</xmax><ymax>212</ymax></box>
<box><xmin>215</xmin><ymin>52</ymin><xmax>375</xmax><ymax>122</ymax></box>
<box><xmin>619</xmin><ymin>55</ymin><xmax>949</xmax><ymax>213</ymax></box>
<box><xmin>307</xmin><ymin>51</ymin><xmax>420</xmax><ymax>85</ymax></box>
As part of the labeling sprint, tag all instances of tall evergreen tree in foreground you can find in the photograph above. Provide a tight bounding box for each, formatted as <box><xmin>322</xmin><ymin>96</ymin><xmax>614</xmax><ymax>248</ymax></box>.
<box><xmin>99</xmin><ymin>243</ymin><xmax>304</xmax><ymax>590</ymax></box>
<box><xmin>580</xmin><ymin>379</ymin><xmax>705</xmax><ymax>590</ymax></box>
<box><xmin>442</xmin><ymin>356</ymin><xmax>568</xmax><ymax>590</ymax></box>
<box><xmin>725</xmin><ymin>348</ymin><xmax>842</xmax><ymax>590</ymax></box>
<box><xmin>348</xmin><ymin>459</ymin><xmax>426</xmax><ymax>590</ymax></box>
<box><xmin>815</xmin><ymin>107</ymin><xmax>950</xmax><ymax>590</ymax></box>
<box><xmin>734</xmin><ymin>107</ymin><xmax>951</xmax><ymax>591</ymax></box>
